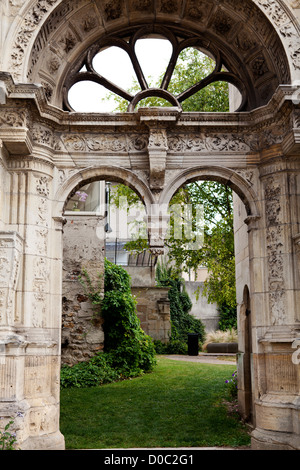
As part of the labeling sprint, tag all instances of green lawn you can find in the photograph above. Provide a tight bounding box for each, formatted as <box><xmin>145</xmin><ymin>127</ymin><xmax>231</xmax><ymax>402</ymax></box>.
<box><xmin>60</xmin><ymin>356</ymin><xmax>250</xmax><ymax>449</ymax></box>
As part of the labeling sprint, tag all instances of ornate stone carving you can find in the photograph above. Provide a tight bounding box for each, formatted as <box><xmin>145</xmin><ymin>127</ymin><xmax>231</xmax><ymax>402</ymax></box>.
<box><xmin>0</xmin><ymin>109</ymin><xmax>26</xmax><ymax>127</ymax></box>
<box><xmin>234</xmin><ymin>31</ymin><xmax>257</xmax><ymax>53</ymax></box>
<box><xmin>36</xmin><ymin>197</ymin><xmax>49</xmax><ymax>227</ymax></box>
<box><xmin>61</xmin><ymin>132</ymin><xmax>148</xmax><ymax>153</ymax></box>
<box><xmin>159</xmin><ymin>0</ymin><xmax>178</xmax><ymax>14</ymax></box>
<box><xmin>264</xmin><ymin>176</ymin><xmax>286</xmax><ymax>325</ymax></box>
<box><xmin>147</xmin><ymin>128</ymin><xmax>168</xmax><ymax>189</ymax></box>
<box><xmin>236</xmin><ymin>170</ymin><xmax>255</xmax><ymax>187</ymax></box>
<box><xmin>10</xmin><ymin>0</ymin><xmax>60</xmax><ymax>80</ymax></box>
<box><xmin>213</xmin><ymin>11</ymin><xmax>233</xmax><ymax>36</ymax></box>
<box><xmin>32</xmin><ymin>256</ymin><xmax>50</xmax><ymax>325</ymax></box>
<box><xmin>59</xmin><ymin>31</ymin><xmax>77</xmax><ymax>54</ymax></box>
<box><xmin>167</xmin><ymin>133</ymin><xmax>251</xmax><ymax>153</ymax></box>
<box><xmin>35</xmin><ymin>175</ymin><xmax>50</xmax><ymax>197</ymax></box>
<box><xmin>254</xmin><ymin>0</ymin><xmax>300</xmax><ymax>69</ymax></box>
<box><xmin>32</xmin><ymin>125</ymin><xmax>54</xmax><ymax>147</ymax></box>
<box><xmin>104</xmin><ymin>0</ymin><xmax>123</xmax><ymax>20</ymax></box>
<box><xmin>47</xmin><ymin>56</ymin><xmax>60</xmax><ymax>75</ymax></box>
<box><xmin>251</xmin><ymin>55</ymin><xmax>269</xmax><ymax>79</ymax></box>
<box><xmin>292</xmin><ymin>338</ymin><xmax>300</xmax><ymax>365</ymax></box>
<box><xmin>0</xmin><ymin>232</ymin><xmax>23</xmax><ymax>326</ymax></box>
<box><xmin>81</xmin><ymin>15</ymin><xmax>98</xmax><ymax>32</ymax></box>
<box><xmin>131</xmin><ymin>0</ymin><xmax>153</xmax><ymax>12</ymax></box>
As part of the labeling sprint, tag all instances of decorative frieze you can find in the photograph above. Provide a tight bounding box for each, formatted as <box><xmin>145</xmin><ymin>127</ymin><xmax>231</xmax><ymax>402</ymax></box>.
<box><xmin>61</xmin><ymin>133</ymin><xmax>146</xmax><ymax>153</ymax></box>
<box><xmin>167</xmin><ymin>132</ymin><xmax>252</xmax><ymax>153</ymax></box>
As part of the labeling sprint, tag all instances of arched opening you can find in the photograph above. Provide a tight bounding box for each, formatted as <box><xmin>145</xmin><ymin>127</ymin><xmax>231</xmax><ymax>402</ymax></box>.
<box><xmin>59</xmin><ymin>169</ymin><xmax>156</xmax><ymax>365</ymax></box>
<box><xmin>155</xmin><ymin>168</ymin><xmax>258</xmax><ymax>429</ymax></box>
<box><xmin>79</xmin><ymin>167</ymin><xmax>258</xmax><ymax>411</ymax></box>
<box><xmin>25</xmin><ymin>0</ymin><xmax>292</xmax><ymax>113</ymax></box>
<box><xmin>65</xmin><ymin>35</ymin><xmax>245</xmax><ymax>113</ymax></box>
<box><xmin>58</xmin><ymin>167</ymin><xmax>256</xmax><ymax>448</ymax></box>
<box><xmin>2</xmin><ymin>0</ymin><xmax>300</xmax><ymax>452</ymax></box>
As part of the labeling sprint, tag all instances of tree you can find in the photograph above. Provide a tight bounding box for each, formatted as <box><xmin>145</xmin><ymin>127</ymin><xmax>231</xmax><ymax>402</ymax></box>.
<box><xmin>155</xmin><ymin>262</ymin><xmax>206</xmax><ymax>353</ymax></box>
<box><xmin>108</xmin><ymin>46</ymin><xmax>236</xmax><ymax>322</ymax></box>
<box><xmin>106</xmin><ymin>47</ymin><xmax>229</xmax><ymax>112</ymax></box>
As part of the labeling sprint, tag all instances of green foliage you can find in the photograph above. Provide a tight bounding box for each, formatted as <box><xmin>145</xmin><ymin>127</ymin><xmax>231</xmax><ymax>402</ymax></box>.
<box><xmin>108</xmin><ymin>47</ymin><xmax>229</xmax><ymax>113</ymax></box>
<box><xmin>101</xmin><ymin>260</ymin><xmax>156</xmax><ymax>375</ymax></box>
<box><xmin>168</xmin><ymin>48</ymin><xmax>229</xmax><ymax>112</ymax></box>
<box><xmin>155</xmin><ymin>262</ymin><xmax>205</xmax><ymax>354</ymax></box>
<box><xmin>166</xmin><ymin>181</ymin><xmax>236</xmax><ymax>310</ymax></box>
<box><xmin>218</xmin><ymin>303</ymin><xmax>237</xmax><ymax>331</ymax></box>
<box><xmin>60</xmin><ymin>352</ymin><xmax>122</xmax><ymax>389</ymax></box>
<box><xmin>63</xmin><ymin>260</ymin><xmax>156</xmax><ymax>388</ymax></box>
<box><xmin>0</xmin><ymin>419</ymin><xmax>17</xmax><ymax>450</ymax></box>
<box><xmin>225</xmin><ymin>370</ymin><xmax>238</xmax><ymax>399</ymax></box>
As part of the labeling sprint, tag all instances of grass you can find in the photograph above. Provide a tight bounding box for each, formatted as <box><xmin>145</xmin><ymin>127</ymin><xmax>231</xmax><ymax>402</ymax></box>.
<box><xmin>60</xmin><ymin>356</ymin><xmax>250</xmax><ymax>449</ymax></box>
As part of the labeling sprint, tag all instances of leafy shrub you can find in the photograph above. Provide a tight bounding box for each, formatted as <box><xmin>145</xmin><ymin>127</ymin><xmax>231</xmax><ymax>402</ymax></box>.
<box><xmin>218</xmin><ymin>302</ymin><xmax>237</xmax><ymax>331</ymax></box>
<box><xmin>155</xmin><ymin>262</ymin><xmax>205</xmax><ymax>354</ymax></box>
<box><xmin>63</xmin><ymin>259</ymin><xmax>157</xmax><ymax>388</ymax></box>
<box><xmin>153</xmin><ymin>339</ymin><xmax>188</xmax><ymax>355</ymax></box>
<box><xmin>60</xmin><ymin>352</ymin><xmax>121</xmax><ymax>388</ymax></box>
<box><xmin>0</xmin><ymin>419</ymin><xmax>17</xmax><ymax>450</ymax></box>
<box><xmin>101</xmin><ymin>260</ymin><xmax>156</xmax><ymax>375</ymax></box>
<box><xmin>225</xmin><ymin>370</ymin><xmax>238</xmax><ymax>398</ymax></box>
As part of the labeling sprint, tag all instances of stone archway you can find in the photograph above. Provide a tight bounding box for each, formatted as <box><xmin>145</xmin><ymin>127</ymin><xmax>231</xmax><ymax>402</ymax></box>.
<box><xmin>157</xmin><ymin>166</ymin><xmax>259</xmax><ymax>428</ymax></box>
<box><xmin>0</xmin><ymin>0</ymin><xmax>300</xmax><ymax>451</ymax></box>
<box><xmin>53</xmin><ymin>165</ymin><xmax>156</xmax><ymax>219</ymax></box>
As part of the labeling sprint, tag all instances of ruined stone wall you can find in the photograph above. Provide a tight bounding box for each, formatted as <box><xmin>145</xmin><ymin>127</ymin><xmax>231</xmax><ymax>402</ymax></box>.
<box><xmin>62</xmin><ymin>214</ymin><xmax>105</xmax><ymax>365</ymax></box>
<box><xmin>131</xmin><ymin>286</ymin><xmax>171</xmax><ymax>343</ymax></box>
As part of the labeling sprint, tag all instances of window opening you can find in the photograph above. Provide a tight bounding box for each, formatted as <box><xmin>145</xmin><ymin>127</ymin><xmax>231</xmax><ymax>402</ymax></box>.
<box><xmin>135</xmin><ymin>38</ymin><xmax>173</xmax><ymax>88</ymax></box>
<box><xmin>64</xmin><ymin>30</ymin><xmax>247</xmax><ymax>113</ymax></box>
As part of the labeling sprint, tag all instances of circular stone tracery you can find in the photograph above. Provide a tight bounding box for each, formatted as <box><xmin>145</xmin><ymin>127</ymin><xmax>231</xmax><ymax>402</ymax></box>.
<box><xmin>26</xmin><ymin>0</ymin><xmax>291</xmax><ymax>112</ymax></box>
<box><xmin>63</xmin><ymin>26</ymin><xmax>249</xmax><ymax>112</ymax></box>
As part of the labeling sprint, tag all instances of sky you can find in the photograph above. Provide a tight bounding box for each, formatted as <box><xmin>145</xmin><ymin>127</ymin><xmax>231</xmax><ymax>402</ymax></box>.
<box><xmin>68</xmin><ymin>39</ymin><xmax>173</xmax><ymax>112</ymax></box>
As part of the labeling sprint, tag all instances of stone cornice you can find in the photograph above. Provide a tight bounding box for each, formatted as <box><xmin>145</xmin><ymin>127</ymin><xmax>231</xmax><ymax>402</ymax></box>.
<box><xmin>0</xmin><ymin>72</ymin><xmax>297</xmax><ymax>130</ymax></box>
<box><xmin>0</xmin><ymin>72</ymin><xmax>299</xmax><ymax>160</ymax></box>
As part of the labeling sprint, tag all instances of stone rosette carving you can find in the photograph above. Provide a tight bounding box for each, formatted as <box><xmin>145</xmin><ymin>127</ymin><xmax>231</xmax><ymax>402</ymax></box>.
<box><xmin>0</xmin><ymin>109</ymin><xmax>26</xmax><ymax>127</ymax></box>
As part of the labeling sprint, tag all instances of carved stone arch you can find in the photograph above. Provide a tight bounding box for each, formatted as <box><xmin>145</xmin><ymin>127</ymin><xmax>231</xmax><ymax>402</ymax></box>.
<box><xmin>6</xmin><ymin>0</ymin><xmax>297</xmax><ymax>111</ymax></box>
<box><xmin>158</xmin><ymin>165</ymin><xmax>261</xmax><ymax>218</ymax></box>
<box><xmin>53</xmin><ymin>165</ymin><xmax>155</xmax><ymax>218</ymax></box>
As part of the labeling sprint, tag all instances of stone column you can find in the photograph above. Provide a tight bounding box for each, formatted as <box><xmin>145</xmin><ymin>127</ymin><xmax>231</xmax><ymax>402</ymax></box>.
<box><xmin>250</xmin><ymin>157</ymin><xmax>300</xmax><ymax>450</ymax></box>
<box><xmin>0</xmin><ymin>160</ymin><xmax>65</xmax><ymax>450</ymax></box>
